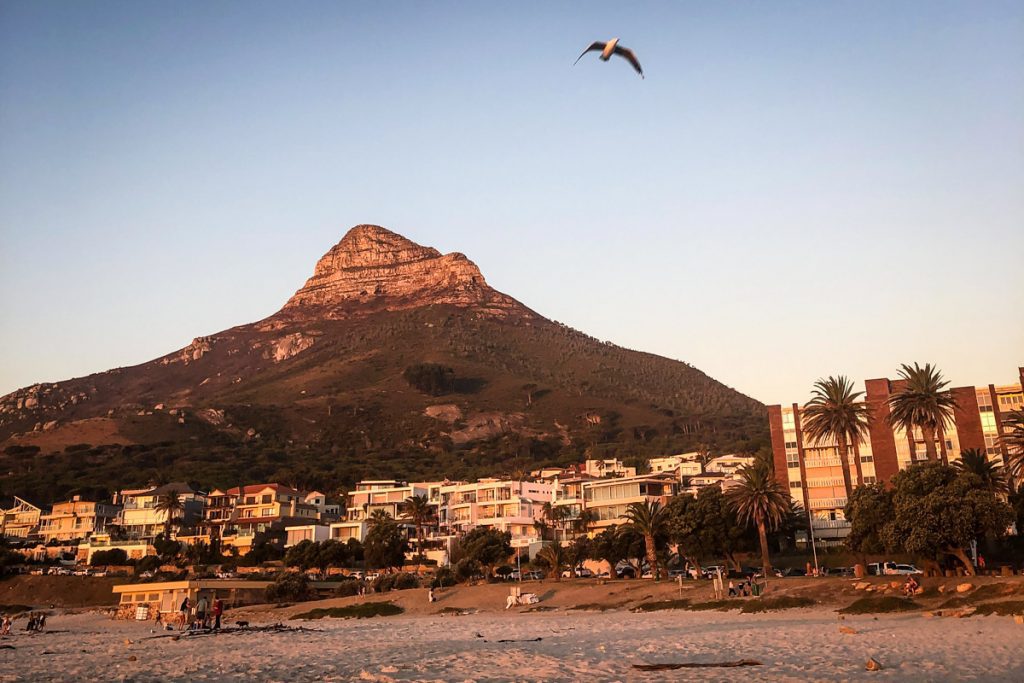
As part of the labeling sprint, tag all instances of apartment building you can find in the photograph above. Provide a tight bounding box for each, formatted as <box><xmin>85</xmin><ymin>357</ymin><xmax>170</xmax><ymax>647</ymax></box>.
<box><xmin>198</xmin><ymin>484</ymin><xmax>322</xmax><ymax>553</ymax></box>
<box><xmin>114</xmin><ymin>482</ymin><xmax>206</xmax><ymax>539</ymax></box>
<box><xmin>0</xmin><ymin>496</ymin><xmax>42</xmax><ymax>540</ymax></box>
<box><xmin>768</xmin><ymin>368</ymin><xmax>1024</xmax><ymax>543</ymax></box>
<box><xmin>648</xmin><ymin>453</ymin><xmax>703</xmax><ymax>477</ymax></box>
<box><xmin>345</xmin><ymin>480</ymin><xmax>433</xmax><ymax>521</ymax></box>
<box><xmin>581</xmin><ymin>473</ymin><xmax>678</xmax><ymax>530</ymax></box>
<box><xmin>39</xmin><ymin>496</ymin><xmax>120</xmax><ymax>543</ymax></box>
<box><xmin>437</xmin><ymin>479</ymin><xmax>554</xmax><ymax>548</ymax></box>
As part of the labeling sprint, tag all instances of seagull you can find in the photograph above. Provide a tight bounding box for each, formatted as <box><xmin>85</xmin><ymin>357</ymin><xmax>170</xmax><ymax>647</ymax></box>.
<box><xmin>573</xmin><ymin>38</ymin><xmax>644</xmax><ymax>79</ymax></box>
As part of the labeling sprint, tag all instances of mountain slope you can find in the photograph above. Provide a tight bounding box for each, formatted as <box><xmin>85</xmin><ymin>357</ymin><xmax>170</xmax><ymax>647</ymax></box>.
<box><xmin>0</xmin><ymin>225</ymin><xmax>766</xmax><ymax>502</ymax></box>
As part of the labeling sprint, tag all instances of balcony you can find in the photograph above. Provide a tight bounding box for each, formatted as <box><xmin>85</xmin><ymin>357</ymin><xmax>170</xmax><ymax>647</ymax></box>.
<box><xmin>811</xmin><ymin>519</ymin><xmax>851</xmax><ymax>529</ymax></box>
<box><xmin>808</xmin><ymin>497</ymin><xmax>848</xmax><ymax>510</ymax></box>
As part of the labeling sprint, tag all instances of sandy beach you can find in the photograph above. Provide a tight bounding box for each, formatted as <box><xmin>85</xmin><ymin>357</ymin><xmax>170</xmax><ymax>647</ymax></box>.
<box><xmin>3</xmin><ymin>578</ymin><xmax>1024</xmax><ymax>682</ymax></box>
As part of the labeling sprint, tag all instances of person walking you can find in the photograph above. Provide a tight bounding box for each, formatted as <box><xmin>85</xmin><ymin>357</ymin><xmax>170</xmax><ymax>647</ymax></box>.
<box><xmin>179</xmin><ymin>596</ymin><xmax>191</xmax><ymax>630</ymax></box>
<box><xmin>195</xmin><ymin>596</ymin><xmax>208</xmax><ymax>629</ymax></box>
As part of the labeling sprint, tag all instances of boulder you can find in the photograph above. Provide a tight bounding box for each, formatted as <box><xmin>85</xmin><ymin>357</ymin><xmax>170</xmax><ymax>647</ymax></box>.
<box><xmin>839</xmin><ymin>625</ymin><xmax>858</xmax><ymax>634</ymax></box>
<box><xmin>855</xmin><ymin>582</ymin><xmax>871</xmax><ymax>591</ymax></box>
<box><xmin>956</xmin><ymin>583</ymin><xmax>973</xmax><ymax>593</ymax></box>
<box><xmin>865</xmin><ymin>658</ymin><xmax>883</xmax><ymax>671</ymax></box>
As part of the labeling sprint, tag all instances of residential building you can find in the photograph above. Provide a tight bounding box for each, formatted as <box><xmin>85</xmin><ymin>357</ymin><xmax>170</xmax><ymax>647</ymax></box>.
<box><xmin>77</xmin><ymin>535</ymin><xmax>155</xmax><ymax>564</ymax></box>
<box><xmin>201</xmin><ymin>484</ymin><xmax>323</xmax><ymax>554</ymax></box>
<box><xmin>113</xmin><ymin>482</ymin><xmax>206</xmax><ymax>540</ymax></box>
<box><xmin>582</xmin><ymin>459</ymin><xmax>636</xmax><ymax>478</ymax></box>
<box><xmin>39</xmin><ymin>496</ymin><xmax>120</xmax><ymax>543</ymax></box>
<box><xmin>768</xmin><ymin>368</ymin><xmax>1024</xmax><ymax>544</ymax></box>
<box><xmin>345</xmin><ymin>480</ymin><xmax>432</xmax><ymax>521</ymax></box>
<box><xmin>581</xmin><ymin>473</ymin><xmax>678</xmax><ymax>530</ymax></box>
<box><xmin>437</xmin><ymin>479</ymin><xmax>554</xmax><ymax>549</ymax></box>
<box><xmin>285</xmin><ymin>524</ymin><xmax>331</xmax><ymax>547</ymax></box>
<box><xmin>648</xmin><ymin>452</ymin><xmax>703</xmax><ymax>477</ymax></box>
<box><xmin>328</xmin><ymin>520</ymin><xmax>368</xmax><ymax>543</ymax></box>
<box><xmin>0</xmin><ymin>496</ymin><xmax>42</xmax><ymax>540</ymax></box>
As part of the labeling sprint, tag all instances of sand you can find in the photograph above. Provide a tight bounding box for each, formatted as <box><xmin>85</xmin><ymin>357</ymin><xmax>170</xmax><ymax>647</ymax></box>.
<box><xmin>2</xmin><ymin>604</ymin><xmax>1023</xmax><ymax>682</ymax></box>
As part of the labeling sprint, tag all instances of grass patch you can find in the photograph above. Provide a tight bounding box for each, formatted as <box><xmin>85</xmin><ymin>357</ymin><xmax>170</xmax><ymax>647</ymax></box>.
<box><xmin>740</xmin><ymin>596</ymin><xmax>816</xmax><ymax>613</ymax></box>
<box><xmin>522</xmin><ymin>605</ymin><xmax>558</xmax><ymax>613</ymax></box>
<box><xmin>572</xmin><ymin>602</ymin><xmax>627</xmax><ymax>612</ymax></box>
<box><xmin>632</xmin><ymin>599</ymin><xmax>691</xmax><ymax>612</ymax></box>
<box><xmin>685</xmin><ymin>600</ymin><xmax>739</xmax><ymax>612</ymax></box>
<box><xmin>937</xmin><ymin>596</ymin><xmax>971</xmax><ymax>609</ymax></box>
<box><xmin>838</xmin><ymin>597</ymin><xmax>918</xmax><ymax>615</ymax></box>
<box><xmin>973</xmin><ymin>600</ymin><xmax>1024</xmax><ymax>617</ymax></box>
<box><xmin>295</xmin><ymin>602</ymin><xmax>404</xmax><ymax>620</ymax></box>
<box><xmin>0</xmin><ymin>604</ymin><xmax>32</xmax><ymax>615</ymax></box>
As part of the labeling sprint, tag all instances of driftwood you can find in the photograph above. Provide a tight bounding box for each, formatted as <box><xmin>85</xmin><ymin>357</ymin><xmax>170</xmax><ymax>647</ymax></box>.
<box><xmin>633</xmin><ymin>659</ymin><xmax>763</xmax><ymax>670</ymax></box>
<box><xmin>494</xmin><ymin>637</ymin><xmax>543</xmax><ymax>643</ymax></box>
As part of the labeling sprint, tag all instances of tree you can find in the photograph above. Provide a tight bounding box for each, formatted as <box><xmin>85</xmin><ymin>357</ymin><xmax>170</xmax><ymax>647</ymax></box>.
<box><xmin>844</xmin><ymin>483</ymin><xmax>893</xmax><ymax>564</ymax></box>
<box><xmin>459</xmin><ymin>528</ymin><xmax>512</xmax><ymax>580</ymax></box>
<box><xmin>954</xmin><ymin>448</ymin><xmax>1007</xmax><ymax>493</ymax></box>
<box><xmin>317</xmin><ymin>539</ymin><xmax>349</xmax><ymax>573</ymax></box>
<box><xmin>367</xmin><ymin>509</ymin><xmax>394</xmax><ymax>530</ymax></box>
<box><xmin>589</xmin><ymin>526</ymin><xmax>627</xmax><ymax>578</ymax></box>
<box><xmin>883</xmin><ymin>462</ymin><xmax>1013</xmax><ymax>575</ymax></box>
<box><xmin>623</xmin><ymin>500</ymin><xmax>668</xmax><ymax>581</ymax></box>
<box><xmin>90</xmin><ymin>548</ymin><xmax>128</xmax><ymax>566</ymax></box>
<box><xmin>363</xmin><ymin>519</ymin><xmax>409</xmax><ymax>571</ymax></box>
<box><xmin>801</xmin><ymin>376</ymin><xmax>871</xmax><ymax>498</ymax></box>
<box><xmin>402</xmin><ymin>494</ymin><xmax>435</xmax><ymax>561</ymax></box>
<box><xmin>727</xmin><ymin>464</ymin><xmax>791</xmax><ymax>577</ymax></box>
<box><xmin>536</xmin><ymin>543</ymin><xmax>565</xmax><ymax>581</ymax></box>
<box><xmin>665</xmin><ymin>487</ymin><xmax>751</xmax><ymax>571</ymax></box>
<box><xmin>154</xmin><ymin>493</ymin><xmax>186</xmax><ymax>539</ymax></box>
<box><xmin>999</xmin><ymin>409</ymin><xmax>1024</xmax><ymax>486</ymax></box>
<box><xmin>402</xmin><ymin>363</ymin><xmax>454</xmax><ymax>396</ymax></box>
<box><xmin>887</xmin><ymin>363</ymin><xmax>958</xmax><ymax>465</ymax></box>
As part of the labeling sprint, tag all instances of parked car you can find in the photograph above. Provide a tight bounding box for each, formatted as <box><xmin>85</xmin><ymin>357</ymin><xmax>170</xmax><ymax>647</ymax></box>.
<box><xmin>701</xmin><ymin>565</ymin><xmax>726</xmax><ymax>579</ymax></box>
<box><xmin>559</xmin><ymin>567</ymin><xmax>593</xmax><ymax>579</ymax></box>
<box><xmin>869</xmin><ymin>561</ymin><xmax>922</xmax><ymax>576</ymax></box>
<box><xmin>522</xmin><ymin>570</ymin><xmax>544</xmax><ymax>581</ymax></box>
<box><xmin>667</xmin><ymin>569</ymin><xmax>687</xmax><ymax>578</ymax></box>
<box><xmin>616</xmin><ymin>566</ymin><xmax>637</xmax><ymax>579</ymax></box>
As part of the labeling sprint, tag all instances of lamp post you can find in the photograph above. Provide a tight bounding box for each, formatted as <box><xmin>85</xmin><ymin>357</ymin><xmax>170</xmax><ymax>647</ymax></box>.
<box><xmin>806</xmin><ymin>507</ymin><xmax>820</xmax><ymax>576</ymax></box>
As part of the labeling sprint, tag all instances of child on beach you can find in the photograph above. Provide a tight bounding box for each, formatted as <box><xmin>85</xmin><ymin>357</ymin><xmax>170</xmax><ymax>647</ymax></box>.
<box><xmin>212</xmin><ymin>598</ymin><xmax>223</xmax><ymax>630</ymax></box>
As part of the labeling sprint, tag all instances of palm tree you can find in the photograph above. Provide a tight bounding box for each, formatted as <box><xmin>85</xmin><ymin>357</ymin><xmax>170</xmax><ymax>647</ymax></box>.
<box><xmin>954</xmin><ymin>448</ymin><xmax>1007</xmax><ymax>493</ymax></box>
<box><xmin>727</xmin><ymin>464</ymin><xmax>791</xmax><ymax>578</ymax></box>
<box><xmin>888</xmin><ymin>363</ymin><xmax>958</xmax><ymax>465</ymax></box>
<box><xmin>623</xmin><ymin>500</ymin><xmax>667</xmax><ymax>581</ymax></box>
<box><xmin>1000</xmin><ymin>409</ymin><xmax>1024</xmax><ymax>487</ymax></box>
<box><xmin>154</xmin><ymin>493</ymin><xmax>185</xmax><ymax>539</ymax></box>
<box><xmin>402</xmin><ymin>495</ymin><xmax>435</xmax><ymax>560</ymax></box>
<box><xmin>537</xmin><ymin>543</ymin><xmax>565</xmax><ymax>581</ymax></box>
<box><xmin>367</xmin><ymin>509</ymin><xmax>393</xmax><ymax>530</ymax></box>
<box><xmin>801</xmin><ymin>376</ymin><xmax>871</xmax><ymax>499</ymax></box>
<box><xmin>571</xmin><ymin>508</ymin><xmax>596</xmax><ymax>539</ymax></box>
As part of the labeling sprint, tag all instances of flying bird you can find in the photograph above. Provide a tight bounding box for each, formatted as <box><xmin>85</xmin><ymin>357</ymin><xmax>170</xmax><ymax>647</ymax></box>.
<box><xmin>573</xmin><ymin>38</ymin><xmax>644</xmax><ymax>79</ymax></box>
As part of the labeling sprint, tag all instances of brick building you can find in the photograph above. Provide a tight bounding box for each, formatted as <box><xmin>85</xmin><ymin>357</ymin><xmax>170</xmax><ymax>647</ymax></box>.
<box><xmin>768</xmin><ymin>367</ymin><xmax>1023</xmax><ymax>543</ymax></box>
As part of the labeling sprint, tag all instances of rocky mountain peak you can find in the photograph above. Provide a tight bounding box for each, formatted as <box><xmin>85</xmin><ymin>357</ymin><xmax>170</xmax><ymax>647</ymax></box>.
<box><xmin>280</xmin><ymin>224</ymin><xmax>532</xmax><ymax>319</ymax></box>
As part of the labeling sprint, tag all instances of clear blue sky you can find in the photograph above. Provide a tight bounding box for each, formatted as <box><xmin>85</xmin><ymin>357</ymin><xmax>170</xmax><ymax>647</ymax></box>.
<box><xmin>1</xmin><ymin>1</ymin><xmax>1021</xmax><ymax>403</ymax></box>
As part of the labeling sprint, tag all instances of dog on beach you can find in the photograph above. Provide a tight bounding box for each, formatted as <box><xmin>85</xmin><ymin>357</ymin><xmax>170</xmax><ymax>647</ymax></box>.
<box><xmin>235</xmin><ymin>620</ymin><xmax>249</xmax><ymax>628</ymax></box>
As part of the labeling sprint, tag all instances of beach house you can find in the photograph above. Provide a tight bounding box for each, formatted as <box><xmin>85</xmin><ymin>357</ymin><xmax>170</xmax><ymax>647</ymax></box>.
<box><xmin>38</xmin><ymin>496</ymin><xmax>121</xmax><ymax>543</ymax></box>
<box><xmin>0</xmin><ymin>496</ymin><xmax>42</xmax><ymax>540</ymax></box>
<box><xmin>113</xmin><ymin>482</ymin><xmax>206</xmax><ymax>539</ymax></box>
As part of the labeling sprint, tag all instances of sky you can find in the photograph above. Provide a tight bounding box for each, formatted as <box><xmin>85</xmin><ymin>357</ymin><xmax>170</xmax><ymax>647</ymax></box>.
<box><xmin>1</xmin><ymin>1</ymin><xmax>1022</xmax><ymax>405</ymax></box>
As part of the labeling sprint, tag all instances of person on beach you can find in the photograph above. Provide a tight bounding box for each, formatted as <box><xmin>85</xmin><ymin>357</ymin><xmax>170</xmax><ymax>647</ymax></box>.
<box><xmin>179</xmin><ymin>596</ymin><xmax>190</xmax><ymax>630</ymax></box>
<box><xmin>428</xmin><ymin>588</ymin><xmax>436</xmax><ymax>603</ymax></box>
<box><xmin>727</xmin><ymin>580</ymin><xmax>736</xmax><ymax>597</ymax></box>
<box><xmin>212</xmin><ymin>598</ymin><xmax>223</xmax><ymax>630</ymax></box>
<box><xmin>195</xmin><ymin>596</ymin><xmax>208</xmax><ymax>629</ymax></box>
<box><xmin>903</xmin><ymin>575</ymin><xmax>919</xmax><ymax>597</ymax></box>
<box><xmin>0</xmin><ymin>616</ymin><xmax>10</xmax><ymax>635</ymax></box>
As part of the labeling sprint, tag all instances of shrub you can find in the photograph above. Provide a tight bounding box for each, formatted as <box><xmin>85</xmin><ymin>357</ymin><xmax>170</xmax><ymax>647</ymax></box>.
<box><xmin>402</xmin><ymin>363</ymin><xmax>454</xmax><ymax>396</ymax></box>
<box><xmin>391</xmin><ymin>572</ymin><xmax>419</xmax><ymax>590</ymax></box>
<box><xmin>295</xmin><ymin>602</ymin><xmax>404</xmax><ymax>619</ymax></box>
<box><xmin>740</xmin><ymin>596</ymin><xmax>816</xmax><ymax>613</ymax></box>
<box><xmin>135</xmin><ymin>555</ymin><xmax>162</xmax><ymax>574</ymax></box>
<box><xmin>333</xmin><ymin>581</ymin><xmax>361</xmax><ymax>598</ymax></box>
<box><xmin>431</xmin><ymin>567</ymin><xmax>457</xmax><ymax>589</ymax></box>
<box><xmin>90</xmin><ymin>548</ymin><xmax>128</xmax><ymax>566</ymax></box>
<box><xmin>454</xmin><ymin>558</ymin><xmax>480</xmax><ymax>582</ymax></box>
<box><xmin>265</xmin><ymin>573</ymin><xmax>314</xmax><ymax>603</ymax></box>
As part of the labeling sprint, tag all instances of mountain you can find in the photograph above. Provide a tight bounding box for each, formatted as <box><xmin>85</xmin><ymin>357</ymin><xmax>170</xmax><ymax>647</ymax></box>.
<box><xmin>0</xmin><ymin>225</ymin><xmax>767</xmax><ymax>503</ymax></box>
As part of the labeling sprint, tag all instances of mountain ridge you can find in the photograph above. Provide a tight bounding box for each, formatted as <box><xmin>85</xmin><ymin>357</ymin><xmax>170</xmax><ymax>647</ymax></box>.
<box><xmin>0</xmin><ymin>225</ymin><xmax>767</xmax><ymax>503</ymax></box>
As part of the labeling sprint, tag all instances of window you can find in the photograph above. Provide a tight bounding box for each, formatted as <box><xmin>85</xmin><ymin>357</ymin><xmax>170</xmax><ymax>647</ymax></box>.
<box><xmin>784</xmin><ymin>441</ymin><xmax>798</xmax><ymax>450</ymax></box>
<box><xmin>860</xmin><ymin>455</ymin><xmax>873</xmax><ymax>463</ymax></box>
<box><xmin>789</xmin><ymin>481</ymin><xmax>802</xmax><ymax>488</ymax></box>
<box><xmin>262</xmin><ymin>494</ymin><xmax>272</xmax><ymax>504</ymax></box>
<box><xmin>262</xmin><ymin>508</ymin><xmax>274</xmax><ymax>517</ymax></box>
<box><xmin>863</xmin><ymin>476</ymin><xmax>877</xmax><ymax>484</ymax></box>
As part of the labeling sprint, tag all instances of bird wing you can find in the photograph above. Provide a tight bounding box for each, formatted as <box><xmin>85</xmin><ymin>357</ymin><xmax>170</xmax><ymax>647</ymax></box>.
<box><xmin>613</xmin><ymin>45</ymin><xmax>644</xmax><ymax>78</ymax></box>
<box><xmin>573</xmin><ymin>41</ymin><xmax>606</xmax><ymax>66</ymax></box>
